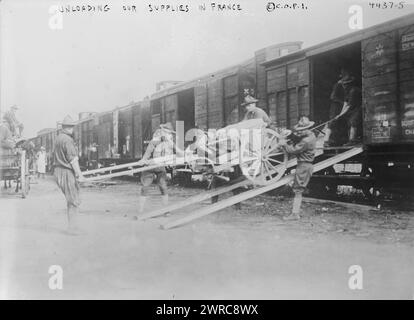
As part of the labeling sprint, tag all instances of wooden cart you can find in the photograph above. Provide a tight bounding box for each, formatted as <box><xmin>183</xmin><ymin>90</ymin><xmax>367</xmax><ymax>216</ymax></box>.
<box><xmin>0</xmin><ymin>150</ymin><xmax>30</xmax><ymax>198</ymax></box>
<box><xmin>83</xmin><ymin>119</ymin><xmax>290</xmax><ymax>186</ymax></box>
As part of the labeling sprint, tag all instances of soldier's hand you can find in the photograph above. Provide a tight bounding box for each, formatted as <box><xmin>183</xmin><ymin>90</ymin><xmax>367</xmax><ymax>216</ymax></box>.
<box><xmin>278</xmin><ymin>138</ymin><xmax>287</xmax><ymax>147</ymax></box>
<box><xmin>77</xmin><ymin>175</ymin><xmax>86</xmax><ymax>183</ymax></box>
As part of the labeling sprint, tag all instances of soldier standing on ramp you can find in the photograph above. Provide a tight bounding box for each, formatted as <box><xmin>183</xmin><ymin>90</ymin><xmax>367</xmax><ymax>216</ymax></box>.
<box><xmin>280</xmin><ymin>116</ymin><xmax>317</xmax><ymax>221</ymax></box>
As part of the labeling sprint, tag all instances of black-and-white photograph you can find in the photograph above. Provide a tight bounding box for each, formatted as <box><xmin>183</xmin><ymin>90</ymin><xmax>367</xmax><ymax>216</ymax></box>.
<box><xmin>0</xmin><ymin>0</ymin><xmax>414</xmax><ymax>302</ymax></box>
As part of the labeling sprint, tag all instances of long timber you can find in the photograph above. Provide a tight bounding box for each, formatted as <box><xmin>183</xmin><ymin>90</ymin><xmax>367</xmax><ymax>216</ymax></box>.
<box><xmin>162</xmin><ymin>146</ymin><xmax>363</xmax><ymax>229</ymax></box>
<box><xmin>83</xmin><ymin>164</ymin><xmax>164</xmax><ymax>182</ymax></box>
<box><xmin>82</xmin><ymin>155</ymin><xmax>186</xmax><ymax>176</ymax></box>
<box><xmin>138</xmin><ymin>179</ymin><xmax>250</xmax><ymax>220</ymax></box>
<box><xmin>140</xmin><ymin>149</ymin><xmax>324</xmax><ymax>219</ymax></box>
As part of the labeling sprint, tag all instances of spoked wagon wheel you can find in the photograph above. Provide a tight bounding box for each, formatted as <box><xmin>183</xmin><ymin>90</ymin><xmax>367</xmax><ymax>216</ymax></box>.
<box><xmin>239</xmin><ymin>128</ymin><xmax>288</xmax><ymax>185</ymax></box>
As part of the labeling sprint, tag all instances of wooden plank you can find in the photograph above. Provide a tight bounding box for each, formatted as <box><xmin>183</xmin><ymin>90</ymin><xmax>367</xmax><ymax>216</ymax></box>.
<box><xmin>83</xmin><ymin>154</ymin><xmax>186</xmax><ymax>177</ymax></box>
<box><xmin>302</xmin><ymin>197</ymin><xmax>375</xmax><ymax>211</ymax></box>
<box><xmin>138</xmin><ymin>179</ymin><xmax>250</xmax><ymax>220</ymax></box>
<box><xmin>129</xmin><ymin>149</ymin><xmax>323</xmax><ymax>220</ymax></box>
<box><xmin>82</xmin><ymin>160</ymin><xmax>144</xmax><ymax>175</ymax></box>
<box><xmin>162</xmin><ymin>146</ymin><xmax>363</xmax><ymax>229</ymax></box>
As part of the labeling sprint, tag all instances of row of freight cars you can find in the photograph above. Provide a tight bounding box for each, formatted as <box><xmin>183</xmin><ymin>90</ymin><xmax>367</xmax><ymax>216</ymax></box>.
<box><xmin>30</xmin><ymin>13</ymin><xmax>414</xmax><ymax>191</ymax></box>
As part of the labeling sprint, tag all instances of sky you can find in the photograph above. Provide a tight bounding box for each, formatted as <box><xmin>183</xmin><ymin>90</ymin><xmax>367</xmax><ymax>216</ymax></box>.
<box><xmin>1</xmin><ymin>0</ymin><xmax>413</xmax><ymax>137</ymax></box>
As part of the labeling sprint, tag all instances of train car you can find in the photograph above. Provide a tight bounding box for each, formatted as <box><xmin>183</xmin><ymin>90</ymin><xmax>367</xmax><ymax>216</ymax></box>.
<box><xmin>29</xmin><ymin>12</ymin><xmax>414</xmax><ymax>197</ymax></box>
<box><xmin>73</xmin><ymin>113</ymin><xmax>97</xmax><ymax>170</ymax></box>
<box><xmin>117</xmin><ymin>101</ymin><xmax>149</xmax><ymax>161</ymax></box>
<box><xmin>258</xmin><ymin>13</ymin><xmax>414</xmax><ymax>196</ymax></box>
<box><xmin>149</xmin><ymin>59</ymin><xmax>258</xmax><ymax>135</ymax></box>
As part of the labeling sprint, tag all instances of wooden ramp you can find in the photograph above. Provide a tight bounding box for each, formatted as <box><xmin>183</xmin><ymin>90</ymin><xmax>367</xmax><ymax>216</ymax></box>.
<box><xmin>161</xmin><ymin>146</ymin><xmax>363</xmax><ymax>229</ymax></box>
<box><xmin>138</xmin><ymin>149</ymin><xmax>324</xmax><ymax>220</ymax></box>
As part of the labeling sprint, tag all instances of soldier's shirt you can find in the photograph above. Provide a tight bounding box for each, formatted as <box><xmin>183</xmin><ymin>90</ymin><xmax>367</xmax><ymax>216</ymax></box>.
<box><xmin>53</xmin><ymin>131</ymin><xmax>78</xmax><ymax>170</ymax></box>
<box><xmin>243</xmin><ymin>106</ymin><xmax>271</xmax><ymax>125</ymax></box>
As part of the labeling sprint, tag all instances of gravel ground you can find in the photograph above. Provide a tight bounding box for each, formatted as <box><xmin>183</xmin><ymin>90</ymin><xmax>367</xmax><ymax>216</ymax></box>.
<box><xmin>1</xmin><ymin>176</ymin><xmax>413</xmax><ymax>299</ymax></box>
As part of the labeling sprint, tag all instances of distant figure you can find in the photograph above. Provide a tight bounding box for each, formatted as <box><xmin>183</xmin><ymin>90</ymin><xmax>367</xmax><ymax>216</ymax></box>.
<box><xmin>325</xmin><ymin>67</ymin><xmax>349</xmax><ymax>147</ymax></box>
<box><xmin>4</xmin><ymin>105</ymin><xmax>24</xmax><ymax>138</ymax></box>
<box><xmin>242</xmin><ymin>95</ymin><xmax>271</xmax><ymax>127</ymax></box>
<box><xmin>53</xmin><ymin>115</ymin><xmax>85</xmax><ymax>235</ymax></box>
<box><xmin>280</xmin><ymin>116</ymin><xmax>317</xmax><ymax>221</ymax></box>
<box><xmin>36</xmin><ymin>146</ymin><xmax>47</xmax><ymax>179</ymax></box>
<box><xmin>136</xmin><ymin>122</ymin><xmax>176</xmax><ymax>214</ymax></box>
<box><xmin>341</xmin><ymin>75</ymin><xmax>362</xmax><ymax>145</ymax></box>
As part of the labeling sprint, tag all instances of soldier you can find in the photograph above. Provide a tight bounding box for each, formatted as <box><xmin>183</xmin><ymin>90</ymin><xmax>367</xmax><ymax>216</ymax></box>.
<box><xmin>280</xmin><ymin>116</ymin><xmax>317</xmax><ymax>221</ymax></box>
<box><xmin>340</xmin><ymin>75</ymin><xmax>362</xmax><ymax>146</ymax></box>
<box><xmin>136</xmin><ymin>122</ymin><xmax>176</xmax><ymax>213</ymax></box>
<box><xmin>4</xmin><ymin>105</ymin><xmax>24</xmax><ymax>137</ymax></box>
<box><xmin>53</xmin><ymin>115</ymin><xmax>85</xmax><ymax>235</ymax></box>
<box><xmin>242</xmin><ymin>95</ymin><xmax>272</xmax><ymax>127</ymax></box>
<box><xmin>36</xmin><ymin>146</ymin><xmax>47</xmax><ymax>179</ymax></box>
<box><xmin>325</xmin><ymin>67</ymin><xmax>349</xmax><ymax>147</ymax></box>
<box><xmin>0</xmin><ymin>118</ymin><xmax>15</xmax><ymax>150</ymax></box>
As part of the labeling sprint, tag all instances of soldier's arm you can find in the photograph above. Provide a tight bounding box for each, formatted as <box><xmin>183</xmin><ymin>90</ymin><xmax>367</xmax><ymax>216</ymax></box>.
<box><xmin>262</xmin><ymin>111</ymin><xmax>271</xmax><ymax>126</ymax></box>
<box><xmin>65</xmin><ymin>139</ymin><xmax>84</xmax><ymax>180</ymax></box>
<box><xmin>283</xmin><ymin>139</ymin><xmax>307</xmax><ymax>154</ymax></box>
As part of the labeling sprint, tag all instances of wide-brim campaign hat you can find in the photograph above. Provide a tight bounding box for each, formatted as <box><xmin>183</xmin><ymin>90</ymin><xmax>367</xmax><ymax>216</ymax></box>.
<box><xmin>11</xmin><ymin>104</ymin><xmax>19</xmax><ymax>110</ymax></box>
<box><xmin>293</xmin><ymin>116</ymin><xmax>315</xmax><ymax>131</ymax></box>
<box><xmin>241</xmin><ymin>95</ymin><xmax>259</xmax><ymax>107</ymax></box>
<box><xmin>60</xmin><ymin>115</ymin><xmax>77</xmax><ymax>127</ymax></box>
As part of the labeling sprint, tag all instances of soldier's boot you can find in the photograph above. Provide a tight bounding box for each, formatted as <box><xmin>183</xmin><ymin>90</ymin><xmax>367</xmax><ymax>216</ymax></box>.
<box><xmin>283</xmin><ymin>192</ymin><xmax>302</xmax><ymax>221</ymax></box>
<box><xmin>138</xmin><ymin>196</ymin><xmax>147</xmax><ymax>214</ymax></box>
<box><xmin>161</xmin><ymin>194</ymin><xmax>169</xmax><ymax>206</ymax></box>
<box><xmin>344</xmin><ymin>126</ymin><xmax>358</xmax><ymax>146</ymax></box>
<box><xmin>161</xmin><ymin>195</ymin><xmax>170</xmax><ymax>216</ymax></box>
<box><xmin>66</xmin><ymin>206</ymin><xmax>85</xmax><ymax>235</ymax></box>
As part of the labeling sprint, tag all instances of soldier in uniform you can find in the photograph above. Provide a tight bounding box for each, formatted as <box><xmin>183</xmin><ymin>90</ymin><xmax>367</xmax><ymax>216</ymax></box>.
<box><xmin>53</xmin><ymin>115</ymin><xmax>85</xmax><ymax>235</ymax></box>
<box><xmin>136</xmin><ymin>122</ymin><xmax>176</xmax><ymax>213</ymax></box>
<box><xmin>280</xmin><ymin>116</ymin><xmax>317</xmax><ymax>221</ymax></box>
<box><xmin>242</xmin><ymin>95</ymin><xmax>272</xmax><ymax>127</ymax></box>
<box><xmin>4</xmin><ymin>105</ymin><xmax>24</xmax><ymax>137</ymax></box>
<box><xmin>341</xmin><ymin>75</ymin><xmax>362</xmax><ymax>145</ymax></box>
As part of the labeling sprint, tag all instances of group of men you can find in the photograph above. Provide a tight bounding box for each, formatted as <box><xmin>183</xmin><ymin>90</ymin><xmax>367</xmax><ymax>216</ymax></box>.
<box><xmin>51</xmin><ymin>72</ymin><xmax>362</xmax><ymax>233</ymax></box>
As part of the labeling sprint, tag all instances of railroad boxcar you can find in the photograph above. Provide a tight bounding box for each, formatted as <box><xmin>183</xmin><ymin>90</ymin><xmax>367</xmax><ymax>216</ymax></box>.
<box><xmin>150</xmin><ymin>60</ymin><xmax>256</xmax><ymax>135</ymax></box>
<box><xmin>117</xmin><ymin>101</ymin><xmax>147</xmax><ymax>161</ymax></box>
<box><xmin>258</xmin><ymin>13</ymin><xmax>414</xmax><ymax>195</ymax></box>
<box><xmin>34</xmin><ymin>128</ymin><xmax>58</xmax><ymax>172</ymax></box>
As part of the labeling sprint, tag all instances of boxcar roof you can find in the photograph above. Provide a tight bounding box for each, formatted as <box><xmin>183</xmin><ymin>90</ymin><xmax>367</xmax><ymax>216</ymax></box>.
<box><xmin>262</xmin><ymin>12</ymin><xmax>414</xmax><ymax>67</ymax></box>
<box><xmin>150</xmin><ymin>58</ymin><xmax>253</xmax><ymax>100</ymax></box>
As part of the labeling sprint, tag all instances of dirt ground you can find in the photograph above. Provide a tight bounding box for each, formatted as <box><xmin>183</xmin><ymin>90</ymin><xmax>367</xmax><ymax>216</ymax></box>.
<box><xmin>1</xmin><ymin>176</ymin><xmax>414</xmax><ymax>299</ymax></box>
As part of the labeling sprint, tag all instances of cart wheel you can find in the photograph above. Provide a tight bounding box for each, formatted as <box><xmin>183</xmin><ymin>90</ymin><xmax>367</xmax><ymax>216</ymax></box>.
<box><xmin>239</xmin><ymin>128</ymin><xmax>288</xmax><ymax>185</ymax></box>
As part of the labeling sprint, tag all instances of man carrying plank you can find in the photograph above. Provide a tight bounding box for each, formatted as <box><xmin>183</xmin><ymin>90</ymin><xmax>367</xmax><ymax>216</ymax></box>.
<box><xmin>279</xmin><ymin>116</ymin><xmax>317</xmax><ymax>221</ymax></box>
<box><xmin>53</xmin><ymin>115</ymin><xmax>85</xmax><ymax>235</ymax></box>
<box><xmin>136</xmin><ymin>122</ymin><xmax>175</xmax><ymax>213</ymax></box>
